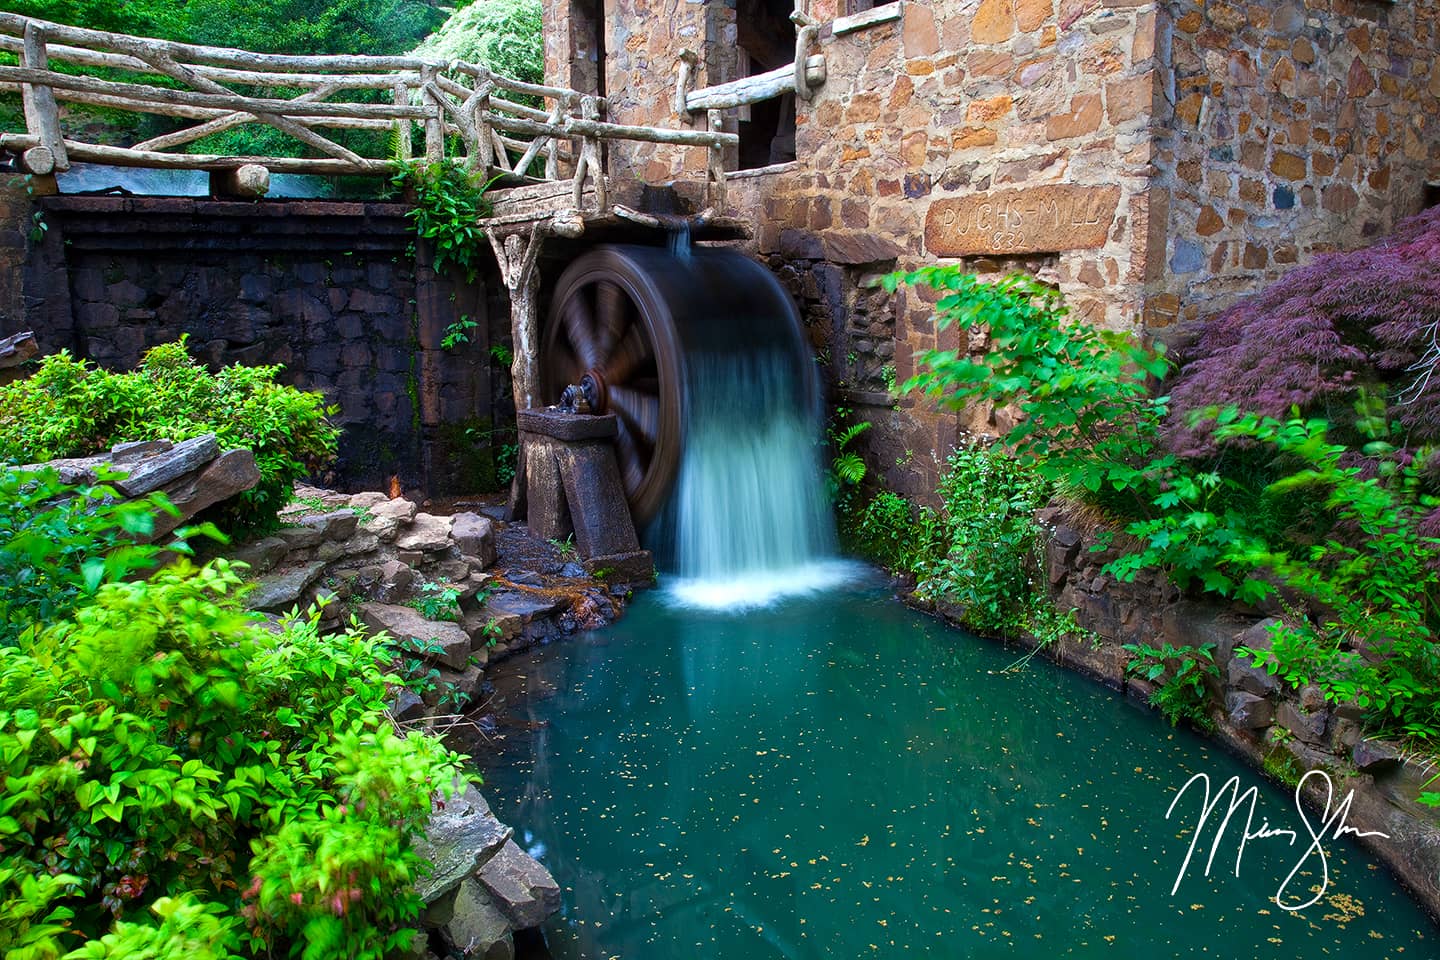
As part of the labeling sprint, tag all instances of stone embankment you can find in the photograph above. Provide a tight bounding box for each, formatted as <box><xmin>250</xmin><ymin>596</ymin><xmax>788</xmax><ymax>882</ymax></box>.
<box><xmin>412</xmin><ymin>779</ymin><xmax>560</xmax><ymax>960</ymax></box>
<box><xmin>910</xmin><ymin>505</ymin><xmax>1440</xmax><ymax>920</ymax></box>
<box><xmin>232</xmin><ymin>483</ymin><xmax>648</xmax><ymax>724</ymax></box>
<box><xmin>226</xmin><ymin>484</ymin><xmax>653</xmax><ymax>958</ymax></box>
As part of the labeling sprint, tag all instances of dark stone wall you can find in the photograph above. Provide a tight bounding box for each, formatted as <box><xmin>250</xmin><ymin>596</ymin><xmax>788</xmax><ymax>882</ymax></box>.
<box><xmin>2</xmin><ymin>195</ymin><xmax>510</xmax><ymax>498</ymax></box>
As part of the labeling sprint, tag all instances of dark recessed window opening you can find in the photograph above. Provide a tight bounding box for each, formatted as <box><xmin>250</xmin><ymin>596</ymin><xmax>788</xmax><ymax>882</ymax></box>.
<box><xmin>736</xmin><ymin>0</ymin><xmax>798</xmax><ymax>170</ymax></box>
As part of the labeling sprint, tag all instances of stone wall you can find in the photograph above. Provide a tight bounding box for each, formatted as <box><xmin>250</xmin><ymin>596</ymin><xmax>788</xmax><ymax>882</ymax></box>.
<box><xmin>0</xmin><ymin>175</ymin><xmax>31</xmax><ymax>328</ymax></box>
<box><xmin>0</xmin><ymin>196</ymin><xmax>512</xmax><ymax>498</ymax></box>
<box><xmin>1150</xmin><ymin>0</ymin><xmax>1440</xmax><ymax>329</ymax></box>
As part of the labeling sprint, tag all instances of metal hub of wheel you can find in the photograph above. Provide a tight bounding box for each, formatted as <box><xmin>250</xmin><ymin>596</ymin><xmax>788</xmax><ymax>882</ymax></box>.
<box><xmin>542</xmin><ymin>246</ymin><xmax>686</xmax><ymax>526</ymax></box>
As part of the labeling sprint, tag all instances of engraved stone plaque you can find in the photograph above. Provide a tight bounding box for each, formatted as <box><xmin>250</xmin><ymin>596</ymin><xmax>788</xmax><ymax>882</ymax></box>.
<box><xmin>924</xmin><ymin>185</ymin><xmax>1122</xmax><ymax>257</ymax></box>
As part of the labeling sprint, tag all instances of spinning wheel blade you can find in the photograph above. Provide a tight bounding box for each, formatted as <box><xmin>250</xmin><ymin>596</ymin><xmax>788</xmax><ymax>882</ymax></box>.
<box><xmin>594</xmin><ymin>280</ymin><xmax>630</xmax><ymax>363</ymax></box>
<box><xmin>604</xmin><ymin>323</ymin><xmax>654</xmax><ymax>385</ymax></box>
<box><xmin>561</xmin><ymin>295</ymin><xmax>602</xmax><ymax>370</ymax></box>
<box><xmin>609</xmin><ymin>384</ymin><xmax>659</xmax><ymax>447</ymax></box>
<box><xmin>614</xmin><ymin>419</ymin><xmax>646</xmax><ymax>492</ymax></box>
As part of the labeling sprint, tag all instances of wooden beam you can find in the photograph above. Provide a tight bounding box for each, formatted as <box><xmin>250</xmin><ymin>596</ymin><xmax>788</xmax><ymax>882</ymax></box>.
<box><xmin>0</xmin><ymin>13</ymin><xmax>430</xmax><ymax>72</ymax></box>
<box><xmin>0</xmin><ymin>134</ymin><xmax>388</xmax><ymax>174</ymax></box>
<box><xmin>0</xmin><ymin>65</ymin><xmax>431</xmax><ymax>119</ymax></box>
<box><xmin>686</xmin><ymin>54</ymin><xmax>826</xmax><ymax>112</ymax></box>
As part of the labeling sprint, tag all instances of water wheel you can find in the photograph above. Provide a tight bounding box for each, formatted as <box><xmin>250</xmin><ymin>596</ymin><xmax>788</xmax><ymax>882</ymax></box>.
<box><xmin>542</xmin><ymin>243</ymin><xmax>815</xmax><ymax>528</ymax></box>
<box><xmin>542</xmin><ymin>246</ymin><xmax>686</xmax><ymax>526</ymax></box>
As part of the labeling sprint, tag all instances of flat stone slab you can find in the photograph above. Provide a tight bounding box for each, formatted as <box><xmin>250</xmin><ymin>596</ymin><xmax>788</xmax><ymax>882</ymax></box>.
<box><xmin>924</xmin><ymin>185</ymin><xmax>1121</xmax><ymax>257</ymax></box>
<box><xmin>414</xmin><ymin>782</ymin><xmax>511</xmax><ymax>904</ymax></box>
<box><xmin>358</xmin><ymin>602</ymin><xmax>472</xmax><ymax>669</ymax></box>
<box><xmin>517</xmin><ymin>408</ymin><xmax>618</xmax><ymax>441</ymax></box>
<box><xmin>484</xmin><ymin>591</ymin><xmax>567</xmax><ymax>622</ymax></box>
<box><xmin>247</xmin><ymin>560</ymin><xmax>328</xmax><ymax>613</ymax></box>
<box><xmin>115</xmin><ymin>433</ymin><xmax>220</xmax><ymax>496</ymax></box>
<box><xmin>397</xmin><ymin>512</ymin><xmax>453</xmax><ymax>552</ymax></box>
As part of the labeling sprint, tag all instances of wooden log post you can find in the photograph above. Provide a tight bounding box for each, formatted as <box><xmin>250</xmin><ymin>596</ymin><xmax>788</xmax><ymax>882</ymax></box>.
<box><xmin>706</xmin><ymin>109</ymin><xmax>727</xmax><ymax>211</ymax></box>
<box><xmin>420</xmin><ymin>65</ymin><xmax>444</xmax><ymax>162</ymax></box>
<box><xmin>392</xmin><ymin>79</ymin><xmax>412</xmax><ymax>160</ymax></box>
<box><xmin>20</xmin><ymin>22</ymin><xmax>68</xmax><ymax>173</ymax></box>
<box><xmin>487</xmin><ymin>222</ymin><xmax>552</xmax><ymax>516</ymax></box>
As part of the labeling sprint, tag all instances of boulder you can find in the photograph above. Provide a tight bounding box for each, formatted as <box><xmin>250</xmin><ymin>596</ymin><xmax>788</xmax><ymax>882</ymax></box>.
<box><xmin>374</xmin><ymin>559</ymin><xmax>418</xmax><ymax>603</ymax></box>
<box><xmin>398</xmin><ymin>513</ymin><xmax>453</xmax><ymax>553</ymax></box>
<box><xmin>443</xmin><ymin>879</ymin><xmax>514</xmax><ymax>960</ymax></box>
<box><xmin>1276</xmin><ymin>699</ymin><xmax>1330</xmax><ymax>746</ymax></box>
<box><xmin>349</xmin><ymin>491</ymin><xmax>389</xmax><ymax>510</ymax></box>
<box><xmin>1226</xmin><ymin>655</ymin><xmax>1278</xmax><ymax>697</ymax></box>
<box><xmin>358</xmin><ymin>602</ymin><xmax>472</xmax><ymax>669</ymax></box>
<box><xmin>275</xmin><ymin>524</ymin><xmax>323</xmax><ymax>552</ymax></box>
<box><xmin>115</xmin><ymin>433</ymin><xmax>220</xmax><ymax>496</ymax></box>
<box><xmin>301</xmin><ymin>509</ymin><xmax>359</xmax><ymax>541</ymax></box>
<box><xmin>1225</xmin><ymin>690</ymin><xmax>1274</xmax><ymax>730</ymax></box>
<box><xmin>451</xmin><ymin>513</ymin><xmax>497</xmax><ymax>568</ymax></box>
<box><xmin>1354</xmin><ymin>737</ymin><xmax>1403</xmax><ymax>772</ymax></box>
<box><xmin>229</xmin><ymin>535</ymin><xmax>289</xmax><ymax>576</ymax></box>
<box><xmin>372</xmin><ymin>497</ymin><xmax>420</xmax><ymax>524</ymax></box>
<box><xmin>247</xmin><ymin>561</ymin><xmax>328</xmax><ymax>613</ymax></box>
<box><xmin>392</xmin><ymin>688</ymin><xmax>428</xmax><ymax>724</ymax></box>
<box><xmin>413</xmin><ymin>782</ymin><xmax>511</xmax><ymax>903</ymax></box>
<box><xmin>477</xmin><ymin>839</ymin><xmax>561</xmax><ymax>930</ymax></box>
<box><xmin>153</xmin><ymin>448</ymin><xmax>260</xmax><ymax>538</ymax></box>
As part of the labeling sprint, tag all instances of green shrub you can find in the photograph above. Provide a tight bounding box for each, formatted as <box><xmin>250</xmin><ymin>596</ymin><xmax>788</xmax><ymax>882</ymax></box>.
<box><xmin>0</xmin><ymin>342</ymin><xmax>339</xmax><ymax>533</ymax></box>
<box><xmin>390</xmin><ymin>160</ymin><xmax>496</xmax><ymax>282</ymax></box>
<box><xmin>894</xmin><ymin>265</ymin><xmax>1440</xmax><ymax>749</ymax></box>
<box><xmin>837</xmin><ymin>437</ymin><xmax>1080</xmax><ymax>649</ymax></box>
<box><xmin>1123</xmin><ymin>641</ymin><xmax>1220</xmax><ymax>729</ymax></box>
<box><xmin>0</xmin><ymin>466</ymin><xmax>185</xmax><ymax>648</ymax></box>
<box><xmin>0</xmin><ymin>517</ymin><xmax>467</xmax><ymax>958</ymax></box>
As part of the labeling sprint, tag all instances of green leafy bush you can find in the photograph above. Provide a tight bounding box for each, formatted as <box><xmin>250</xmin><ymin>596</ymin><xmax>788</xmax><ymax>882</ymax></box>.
<box><xmin>893</xmin><ymin>265</ymin><xmax>1440</xmax><ymax>746</ymax></box>
<box><xmin>839</xmin><ymin>437</ymin><xmax>1079</xmax><ymax>648</ymax></box>
<box><xmin>1123</xmin><ymin>641</ymin><xmax>1220</xmax><ymax>729</ymax></box>
<box><xmin>0</xmin><ymin>484</ymin><xmax>467</xmax><ymax>957</ymax></box>
<box><xmin>1220</xmin><ymin>413</ymin><xmax>1440</xmax><ymax>739</ymax></box>
<box><xmin>390</xmin><ymin>161</ymin><xmax>495</xmax><ymax>282</ymax></box>
<box><xmin>0</xmin><ymin>467</ymin><xmax>182</xmax><ymax>648</ymax></box>
<box><xmin>0</xmin><ymin>342</ymin><xmax>339</xmax><ymax>533</ymax></box>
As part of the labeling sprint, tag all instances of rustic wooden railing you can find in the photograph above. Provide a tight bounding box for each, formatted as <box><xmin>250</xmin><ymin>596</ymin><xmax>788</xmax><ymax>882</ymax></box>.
<box><xmin>0</xmin><ymin>13</ymin><xmax>737</xmax><ymax>210</ymax></box>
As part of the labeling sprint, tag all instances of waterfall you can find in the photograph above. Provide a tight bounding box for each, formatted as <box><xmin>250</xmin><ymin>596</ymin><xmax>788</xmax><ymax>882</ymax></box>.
<box><xmin>658</xmin><ymin>293</ymin><xmax>857</xmax><ymax>611</ymax></box>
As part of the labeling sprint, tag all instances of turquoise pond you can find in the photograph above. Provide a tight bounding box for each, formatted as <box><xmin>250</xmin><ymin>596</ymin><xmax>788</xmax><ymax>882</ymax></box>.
<box><xmin>471</xmin><ymin>578</ymin><xmax>1436</xmax><ymax>959</ymax></box>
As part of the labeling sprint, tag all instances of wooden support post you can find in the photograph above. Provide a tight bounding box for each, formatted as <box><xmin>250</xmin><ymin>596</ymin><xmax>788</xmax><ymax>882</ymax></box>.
<box><xmin>392</xmin><ymin>79</ymin><xmax>412</xmax><ymax>160</ymax></box>
<box><xmin>706</xmin><ymin>109</ymin><xmax>727</xmax><ymax>211</ymax></box>
<box><xmin>488</xmin><ymin>222</ymin><xmax>551</xmax><ymax>516</ymax></box>
<box><xmin>420</xmin><ymin>64</ymin><xmax>443</xmax><ymax>162</ymax></box>
<box><xmin>20</xmin><ymin>22</ymin><xmax>68</xmax><ymax>172</ymax></box>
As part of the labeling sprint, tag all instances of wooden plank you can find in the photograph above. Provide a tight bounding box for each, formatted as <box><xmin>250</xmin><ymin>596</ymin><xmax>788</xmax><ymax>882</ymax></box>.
<box><xmin>686</xmin><ymin>55</ymin><xmax>826</xmax><ymax>112</ymax></box>
<box><xmin>832</xmin><ymin>3</ymin><xmax>903</xmax><ymax>35</ymax></box>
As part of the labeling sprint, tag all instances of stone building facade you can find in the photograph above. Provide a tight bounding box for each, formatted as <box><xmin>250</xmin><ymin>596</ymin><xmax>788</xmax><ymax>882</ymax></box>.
<box><xmin>543</xmin><ymin>0</ymin><xmax>1440</xmax><ymax>498</ymax></box>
